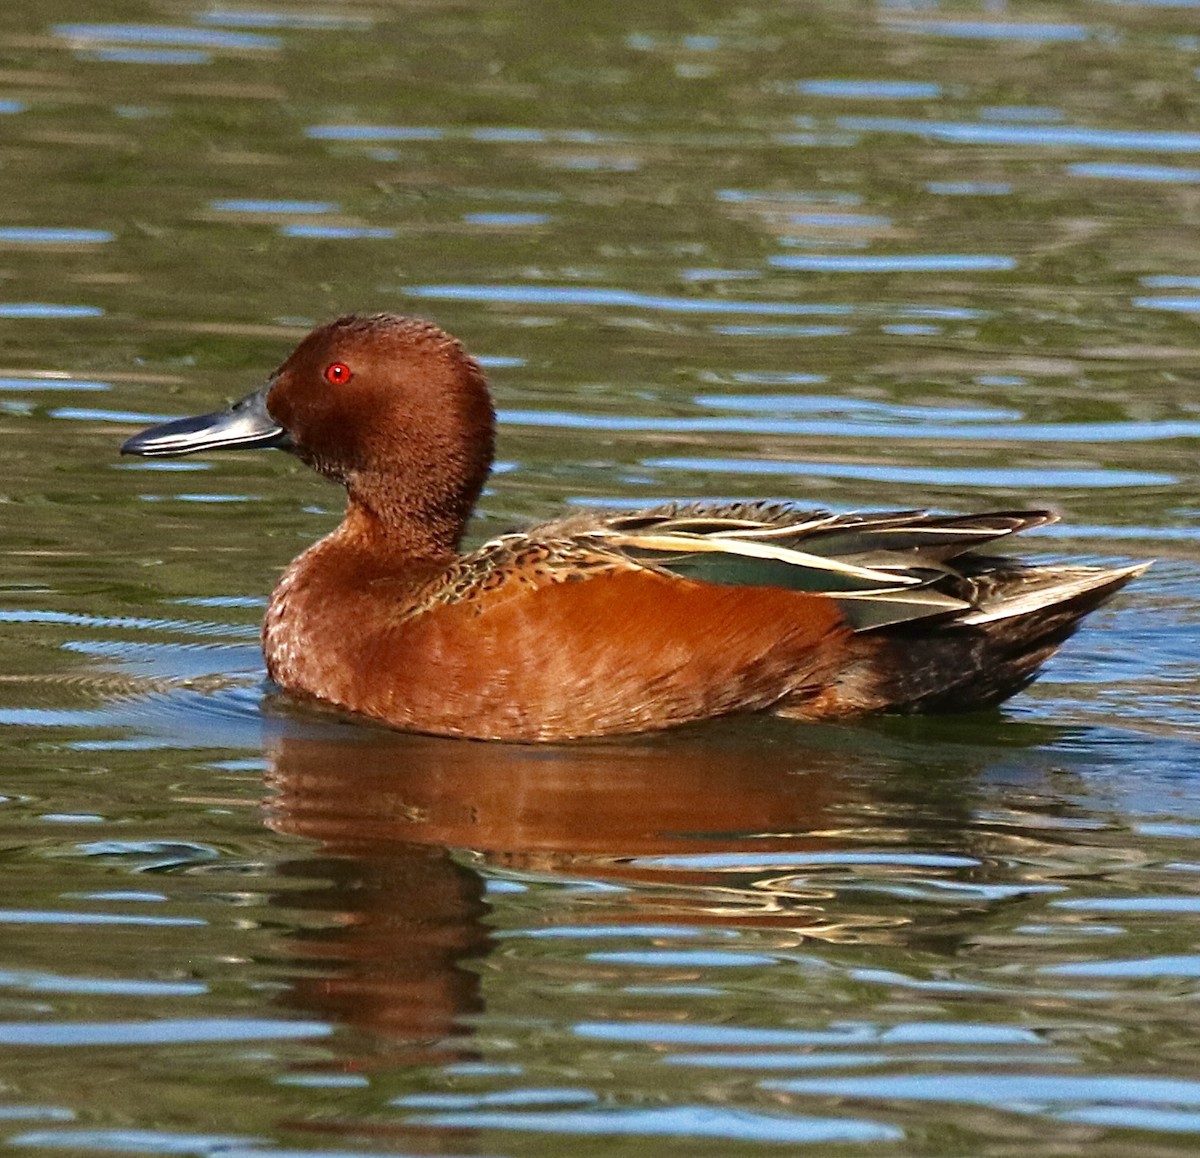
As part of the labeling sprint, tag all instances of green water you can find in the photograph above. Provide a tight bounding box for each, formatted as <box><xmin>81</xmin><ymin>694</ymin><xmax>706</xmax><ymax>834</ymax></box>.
<box><xmin>1</xmin><ymin>1</ymin><xmax>1199</xmax><ymax>1155</ymax></box>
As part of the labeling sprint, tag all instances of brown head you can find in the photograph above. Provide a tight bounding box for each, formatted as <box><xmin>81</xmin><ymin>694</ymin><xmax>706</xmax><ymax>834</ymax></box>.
<box><xmin>121</xmin><ymin>314</ymin><xmax>496</xmax><ymax>554</ymax></box>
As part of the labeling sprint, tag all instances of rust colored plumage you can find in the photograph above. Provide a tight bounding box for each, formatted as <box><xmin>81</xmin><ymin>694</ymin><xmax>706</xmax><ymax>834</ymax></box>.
<box><xmin>262</xmin><ymin>528</ymin><xmax>851</xmax><ymax>740</ymax></box>
<box><xmin>120</xmin><ymin>313</ymin><xmax>1148</xmax><ymax>741</ymax></box>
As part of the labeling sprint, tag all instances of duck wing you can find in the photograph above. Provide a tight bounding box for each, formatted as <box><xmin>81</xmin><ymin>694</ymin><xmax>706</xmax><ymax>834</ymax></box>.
<box><xmin>516</xmin><ymin>502</ymin><xmax>1067</xmax><ymax>631</ymax></box>
<box><xmin>397</xmin><ymin>501</ymin><xmax>1144</xmax><ymax>730</ymax></box>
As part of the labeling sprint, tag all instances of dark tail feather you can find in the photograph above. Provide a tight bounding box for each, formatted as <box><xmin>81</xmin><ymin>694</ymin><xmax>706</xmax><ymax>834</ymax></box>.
<box><xmin>855</xmin><ymin>562</ymin><xmax>1147</xmax><ymax>714</ymax></box>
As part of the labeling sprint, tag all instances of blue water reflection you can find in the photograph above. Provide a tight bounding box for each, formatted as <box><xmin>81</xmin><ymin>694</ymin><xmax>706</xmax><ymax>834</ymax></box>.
<box><xmin>306</xmin><ymin>125</ymin><xmax>445</xmax><ymax>141</ymax></box>
<box><xmin>839</xmin><ymin>115</ymin><xmax>1200</xmax><ymax>152</ymax></box>
<box><xmin>211</xmin><ymin>200</ymin><xmax>338</xmax><ymax>214</ymax></box>
<box><xmin>1070</xmin><ymin>162</ymin><xmax>1200</xmax><ymax>182</ymax></box>
<box><xmin>9</xmin><ymin>1130</ymin><xmax>263</xmax><ymax>1154</ymax></box>
<box><xmin>198</xmin><ymin>11</ymin><xmax>373</xmax><ymax>30</ymax></box>
<box><xmin>1134</xmin><ymin>295</ymin><xmax>1200</xmax><ymax>312</ymax></box>
<box><xmin>763</xmin><ymin>1073</ymin><xmax>1200</xmax><ymax>1111</ymax></box>
<box><xmin>769</xmin><ymin>254</ymin><xmax>1016</xmax><ymax>272</ymax></box>
<box><xmin>0</xmin><ymin>304</ymin><xmax>103</xmax><ymax>318</ymax></box>
<box><xmin>692</xmin><ymin>393</ymin><xmax>1018</xmax><ymax>420</ymax></box>
<box><xmin>407</xmin><ymin>1105</ymin><xmax>903</xmax><ymax>1144</ymax></box>
<box><xmin>499</xmin><ymin>407</ymin><xmax>1200</xmax><ymax>444</ymax></box>
<box><xmin>406</xmin><ymin>283</ymin><xmax>857</xmax><ymax>314</ymax></box>
<box><xmin>463</xmin><ymin>213</ymin><xmax>550</xmax><ymax>226</ymax></box>
<box><xmin>647</xmin><ymin>456</ymin><xmax>1175</xmax><ymax>488</ymax></box>
<box><xmin>83</xmin><ymin>49</ymin><xmax>209</xmax><ymax>65</ymax></box>
<box><xmin>280</xmin><ymin>226</ymin><xmax>395</xmax><ymax>239</ymax></box>
<box><xmin>796</xmin><ymin>80</ymin><xmax>942</xmax><ymax>99</ymax></box>
<box><xmin>0</xmin><ymin>1019</ymin><xmax>329</xmax><ymax>1046</ymax></box>
<box><xmin>883</xmin><ymin>19</ymin><xmax>1094</xmax><ymax>41</ymax></box>
<box><xmin>0</xmin><ymin>229</ymin><xmax>113</xmax><ymax>244</ymax></box>
<box><xmin>927</xmin><ymin>181</ymin><xmax>1013</xmax><ymax>195</ymax></box>
<box><xmin>52</xmin><ymin>24</ymin><xmax>280</xmax><ymax>50</ymax></box>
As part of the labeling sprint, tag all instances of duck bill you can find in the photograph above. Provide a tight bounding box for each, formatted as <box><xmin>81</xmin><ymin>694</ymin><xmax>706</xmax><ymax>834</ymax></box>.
<box><xmin>120</xmin><ymin>384</ymin><xmax>291</xmax><ymax>458</ymax></box>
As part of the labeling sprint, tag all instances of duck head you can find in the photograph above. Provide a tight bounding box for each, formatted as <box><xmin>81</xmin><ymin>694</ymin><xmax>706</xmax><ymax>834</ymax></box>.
<box><xmin>121</xmin><ymin>314</ymin><xmax>496</xmax><ymax>553</ymax></box>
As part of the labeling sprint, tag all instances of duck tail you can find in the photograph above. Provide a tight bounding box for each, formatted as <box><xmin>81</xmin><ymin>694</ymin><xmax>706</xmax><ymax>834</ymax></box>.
<box><xmin>792</xmin><ymin>561</ymin><xmax>1148</xmax><ymax>718</ymax></box>
<box><xmin>869</xmin><ymin>561</ymin><xmax>1148</xmax><ymax>713</ymax></box>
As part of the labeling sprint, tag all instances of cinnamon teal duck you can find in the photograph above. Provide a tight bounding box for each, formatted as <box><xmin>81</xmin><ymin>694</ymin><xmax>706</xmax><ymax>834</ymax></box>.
<box><xmin>121</xmin><ymin>314</ymin><xmax>1147</xmax><ymax>741</ymax></box>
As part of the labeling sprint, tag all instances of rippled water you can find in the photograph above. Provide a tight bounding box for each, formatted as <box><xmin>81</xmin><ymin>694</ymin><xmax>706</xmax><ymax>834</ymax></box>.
<box><xmin>2</xmin><ymin>0</ymin><xmax>1200</xmax><ymax>1154</ymax></box>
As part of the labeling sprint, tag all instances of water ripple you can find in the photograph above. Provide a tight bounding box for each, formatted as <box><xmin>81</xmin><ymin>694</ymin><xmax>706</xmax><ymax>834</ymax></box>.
<box><xmin>280</xmin><ymin>225</ymin><xmax>395</xmax><ymax>240</ymax></box>
<box><xmin>1134</xmin><ymin>296</ymin><xmax>1200</xmax><ymax>313</ymax></box>
<box><xmin>647</xmin><ymin>456</ymin><xmax>1176</xmax><ymax>489</ymax></box>
<box><xmin>0</xmin><ymin>305</ymin><xmax>103</xmax><ymax>319</ymax></box>
<box><xmin>839</xmin><ymin>115</ymin><xmax>1200</xmax><ymax>153</ymax></box>
<box><xmin>928</xmin><ymin>181</ymin><xmax>1013</xmax><ymax>195</ymax></box>
<box><xmin>575</xmin><ymin>1020</ymin><xmax>1041</xmax><ymax>1047</ymax></box>
<box><xmin>670</xmin><ymin>1050</ymin><xmax>1071</xmax><ymax>1070</ymax></box>
<box><xmin>211</xmin><ymin>200</ymin><xmax>337</xmax><ymax>214</ymax></box>
<box><xmin>0</xmin><ymin>1019</ymin><xmax>329</xmax><ymax>1046</ymax></box>
<box><xmin>697</xmin><ymin>392</ymin><xmax>1015</xmax><ymax>419</ymax></box>
<box><xmin>883</xmin><ymin>19</ymin><xmax>1094</xmax><ymax>41</ymax></box>
<box><xmin>0</xmin><ymin>970</ymin><xmax>205</xmax><ymax>997</ymax></box>
<box><xmin>53</xmin><ymin>24</ymin><xmax>280</xmax><ymax>51</ymax></box>
<box><xmin>0</xmin><ymin>229</ymin><xmax>113</xmax><ymax>245</ymax></box>
<box><xmin>83</xmin><ymin>49</ymin><xmax>209</xmax><ymax>65</ymax></box>
<box><xmin>406</xmin><ymin>283</ymin><xmax>853</xmax><ymax>315</ymax></box>
<box><xmin>407</xmin><ymin>1105</ymin><xmax>902</xmax><ymax>1144</ymax></box>
<box><xmin>0</xmin><ymin>910</ymin><xmax>204</xmax><ymax>928</ymax></box>
<box><xmin>397</xmin><ymin>1088</ymin><xmax>596</xmax><ymax>1109</ymax></box>
<box><xmin>10</xmin><ymin>1130</ymin><xmax>262</xmax><ymax>1154</ymax></box>
<box><xmin>795</xmin><ymin>80</ymin><xmax>942</xmax><ymax>99</ymax></box>
<box><xmin>588</xmin><ymin>950</ymin><xmax>779</xmax><ymax>967</ymax></box>
<box><xmin>1051</xmin><ymin>896</ymin><xmax>1200</xmax><ymax>912</ymax></box>
<box><xmin>464</xmin><ymin>212</ymin><xmax>551</xmax><ymax>226</ymax></box>
<box><xmin>1070</xmin><ymin>162</ymin><xmax>1200</xmax><ymax>183</ymax></box>
<box><xmin>0</xmin><ymin>608</ymin><xmax>257</xmax><ymax>640</ymax></box>
<box><xmin>635</xmin><ymin>851</ymin><xmax>980</xmax><ymax>870</ymax></box>
<box><xmin>763</xmin><ymin>1073</ymin><xmax>1200</xmax><ymax>1110</ymax></box>
<box><xmin>199</xmin><ymin>11</ymin><xmax>373</xmax><ymax>30</ymax></box>
<box><xmin>307</xmin><ymin>124</ymin><xmax>446</xmax><ymax>141</ymax></box>
<box><xmin>498</xmin><ymin>407</ymin><xmax>1200</xmax><ymax>443</ymax></box>
<box><xmin>769</xmin><ymin>254</ymin><xmax>1015</xmax><ymax>272</ymax></box>
<box><xmin>1042</xmin><ymin>954</ymin><xmax>1200</xmax><ymax>977</ymax></box>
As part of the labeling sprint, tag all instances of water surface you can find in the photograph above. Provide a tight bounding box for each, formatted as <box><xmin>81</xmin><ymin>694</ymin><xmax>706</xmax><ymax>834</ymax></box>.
<box><xmin>1</xmin><ymin>1</ymin><xmax>1199</xmax><ymax>1155</ymax></box>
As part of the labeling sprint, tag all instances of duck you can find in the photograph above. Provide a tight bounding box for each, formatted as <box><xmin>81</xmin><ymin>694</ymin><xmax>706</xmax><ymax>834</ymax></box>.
<box><xmin>121</xmin><ymin>313</ymin><xmax>1147</xmax><ymax>742</ymax></box>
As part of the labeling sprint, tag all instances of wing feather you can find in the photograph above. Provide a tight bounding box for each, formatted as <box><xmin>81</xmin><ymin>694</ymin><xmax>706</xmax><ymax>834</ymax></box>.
<box><xmin>589</xmin><ymin>528</ymin><xmax>921</xmax><ymax>586</ymax></box>
<box><xmin>464</xmin><ymin>503</ymin><xmax>1140</xmax><ymax>637</ymax></box>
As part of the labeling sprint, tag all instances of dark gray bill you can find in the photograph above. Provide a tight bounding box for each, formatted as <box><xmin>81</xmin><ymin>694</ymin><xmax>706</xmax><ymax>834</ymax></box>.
<box><xmin>120</xmin><ymin>385</ymin><xmax>290</xmax><ymax>458</ymax></box>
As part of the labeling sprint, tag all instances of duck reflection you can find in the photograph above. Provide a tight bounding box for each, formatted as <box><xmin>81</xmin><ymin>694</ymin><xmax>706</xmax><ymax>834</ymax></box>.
<box><xmin>260</xmin><ymin>712</ymin><xmax>1046</xmax><ymax>1061</ymax></box>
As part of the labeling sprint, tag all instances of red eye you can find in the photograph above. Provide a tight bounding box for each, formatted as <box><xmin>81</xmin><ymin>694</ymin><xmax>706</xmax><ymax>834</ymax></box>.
<box><xmin>324</xmin><ymin>362</ymin><xmax>352</xmax><ymax>385</ymax></box>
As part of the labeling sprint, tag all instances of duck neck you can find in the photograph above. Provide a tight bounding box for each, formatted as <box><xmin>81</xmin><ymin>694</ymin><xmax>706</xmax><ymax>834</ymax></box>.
<box><xmin>337</xmin><ymin>490</ymin><xmax>465</xmax><ymax>561</ymax></box>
